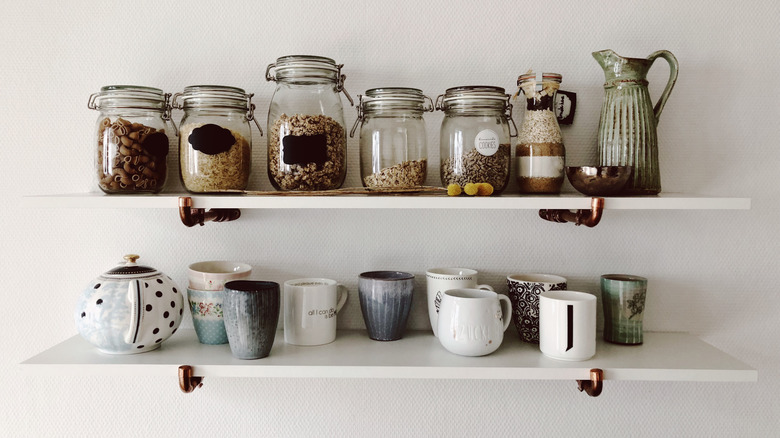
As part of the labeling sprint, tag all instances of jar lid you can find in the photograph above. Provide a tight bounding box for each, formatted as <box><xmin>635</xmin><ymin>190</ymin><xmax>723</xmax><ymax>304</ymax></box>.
<box><xmin>436</xmin><ymin>86</ymin><xmax>509</xmax><ymax>111</ymax></box>
<box><xmin>517</xmin><ymin>72</ymin><xmax>563</xmax><ymax>85</ymax></box>
<box><xmin>266</xmin><ymin>55</ymin><xmax>340</xmax><ymax>81</ymax></box>
<box><xmin>362</xmin><ymin>88</ymin><xmax>433</xmax><ymax>112</ymax></box>
<box><xmin>102</xmin><ymin>255</ymin><xmax>159</xmax><ymax>278</ymax></box>
<box><xmin>171</xmin><ymin>85</ymin><xmax>251</xmax><ymax>111</ymax></box>
<box><xmin>88</xmin><ymin>85</ymin><xmax>168</xmax><ymax>111</ymax></box>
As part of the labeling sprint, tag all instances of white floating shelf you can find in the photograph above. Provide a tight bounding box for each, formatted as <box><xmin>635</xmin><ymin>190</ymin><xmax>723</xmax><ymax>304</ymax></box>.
<box><xmin>21</xmin><ymin>192</ymin><xmax>751</xmax><ymax>211</ymax></box>
<box><xmin>22</xmin><ymin>330</ymin><xmax>756</xmax><ymax>383</ymax></box>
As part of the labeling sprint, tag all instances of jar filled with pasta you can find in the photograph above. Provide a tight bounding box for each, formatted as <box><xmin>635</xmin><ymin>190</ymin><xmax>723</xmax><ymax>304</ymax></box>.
<box><xmin>265</xmin><ymin>55</ymin><xmax>352</xmax><ymax>191</ymax></box>
<box><xmin>171</xmin><ymin>85</ymin><xmax>261</xmax><ymax>193</ymax></box>
<box><xmin>350</xmin><ymin>88</ymin><xmax>432</xmax><ymax>188</ymax></box>
<box><xmin>89</xmin><ymin>86</ymin><xmax>172</xmax><ymax>194</ymax></box>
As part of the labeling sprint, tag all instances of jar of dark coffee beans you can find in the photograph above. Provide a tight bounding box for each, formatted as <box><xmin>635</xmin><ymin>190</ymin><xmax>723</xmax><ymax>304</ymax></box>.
<box><xmin>436</xmin><ymin>86</ymin><xmax>516</xmax><ymax>194</ymax></box>
<box><xmin>89</xmin><ymin>86</ymin><xmax>172</xmax><ymax>194</ymax></box>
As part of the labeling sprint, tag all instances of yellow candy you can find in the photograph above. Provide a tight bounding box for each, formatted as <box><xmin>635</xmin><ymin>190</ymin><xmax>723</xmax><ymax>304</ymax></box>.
<box><xmin>464</xmin><ymin>183</ymin><xmax>479</xmax><ymax>196</ymax></box>
<box><xmin>447</xmin><ymin>184</ymin><xmax>462</xmax><ymax>196</ymax></box>
<box><xmin>477</xmin><ymin>183</ymin><xmax>494</xmax><ymax>196</ymax></box>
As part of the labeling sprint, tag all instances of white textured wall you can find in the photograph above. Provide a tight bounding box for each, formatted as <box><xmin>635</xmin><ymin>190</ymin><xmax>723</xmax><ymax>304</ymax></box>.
<box><xmin>2</xmin><ymin>0</ymin><xmax>779</xmax><ymax>436</ymax></box>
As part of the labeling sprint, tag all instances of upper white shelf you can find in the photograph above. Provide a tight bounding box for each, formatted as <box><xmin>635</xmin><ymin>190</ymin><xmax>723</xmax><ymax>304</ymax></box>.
<box><xmin>21</xmin><ymin>192</ymin><xmax>751</xmax><ymax>211</ymax></box>
<box><xmin>22</xmin><ymin>329</ymin><xmax>756</xmax><ymax>383</ymax></box>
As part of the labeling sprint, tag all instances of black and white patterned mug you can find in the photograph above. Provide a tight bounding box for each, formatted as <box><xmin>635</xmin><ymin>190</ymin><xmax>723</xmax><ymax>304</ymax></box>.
<box><xmin>506</xmin><ymin>274</ymin><xmax>567</xmax><ymax>343</ymax></box>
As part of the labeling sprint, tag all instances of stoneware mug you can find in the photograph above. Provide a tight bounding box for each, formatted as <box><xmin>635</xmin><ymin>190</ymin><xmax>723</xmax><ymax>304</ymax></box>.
<box><xmin>358</xmin><ymin>271</ymin><xmax>414</xmax><ymax>341</ymax></box>
<box><xmin>437</xmin><ymin>288</ymin><xmax>512</xmax><ymax>357</ymax></box>
<box><xmin>284</xmin><ymin>278</ymin><xmax>349</xmax><ymax>346</ymax></box>
<box><xmin>506</xmin><ymin>274</ymin><xmax>567</xmax><ymax>343</ymax></box>
<box><xmin>539</xmin><ymin>290</ymin><xmax>597</xmax><ymax>361</ymax></box>
<box><xmin>223</xmin><ymin>280</ymin><xmax>280</xmax><ymax>360</ymax></box>
<box><xmin>426</xmin><ymin>268</ymin><xmax>494</xmax><ymax>337</ymax></box>
<box><xmin>601</xmin><ymin>274</ymin><xmax>648</xmax><ymax>344</ymax></box>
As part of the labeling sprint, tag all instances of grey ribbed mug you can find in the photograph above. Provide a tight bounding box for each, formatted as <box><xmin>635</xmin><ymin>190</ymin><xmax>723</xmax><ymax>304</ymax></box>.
<box><xmin>358</xmin><ymin>271</ymin><xmax>414</xmax><ymax>341</ymax></box>
<box><xmin>223</xmin><ymin>281</ymin><xmax>280</xmax><ymax>359</ymax></box>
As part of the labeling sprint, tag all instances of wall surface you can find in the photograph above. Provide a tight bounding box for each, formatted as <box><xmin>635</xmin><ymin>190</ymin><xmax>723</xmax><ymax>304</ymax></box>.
<box><xmin>1</xmin><ymin>0</ymin><xmax>778</xmax><ymax>436</ymax></box>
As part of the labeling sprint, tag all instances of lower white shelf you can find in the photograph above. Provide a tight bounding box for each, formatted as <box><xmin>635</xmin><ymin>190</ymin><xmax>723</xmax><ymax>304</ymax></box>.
<box><xmin>22</xmin><ymin>329</ymin><xmax>756</xmax><ymax>383</ymax></box>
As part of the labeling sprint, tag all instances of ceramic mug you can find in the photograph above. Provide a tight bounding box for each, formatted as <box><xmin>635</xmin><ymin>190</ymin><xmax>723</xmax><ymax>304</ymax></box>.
<box><xmin>223</xmin><ymin>280</ymin><xmax>280</xmax><ymax>360</ymax></box>
<box><xmin>539</xmin><ymin>290</ymin><xmax>596</xmax><ymax>361</ymax></box>
<box><xmin>187</xmin><ymin>288</ymin><xmax>228</xmax><ymax>345</ymax></box>
<box><xmin>426</xmin><ymin>268</ymin><xmax>494</xmax><ymax>337</ymax></box>
<box><xmin>437</xmin><ymin>288</ymin><xmax>512</xmax><ymax>357</ymax></box>
<box><xmin>284</xmin><ymin>278</ymin><xmax>349</xmax><ymax>346</ymax></box>
<box><xmin>187</xmin><ymin>261</ymin><xmax>252</xmax><ymax>291</ymax></box>
<box><xmin>358</xmin><ymin>271</ymin><xmax>414</xmax><ymax>341</ymax></box>
<box><xmin>506</xmin><ymin>274</ymin><xmax>567</xmax><ymax>343</ymax></box>
<box><xmin>601</xmin><ymin>274</ymin><xmax>648</xmax><ymax>345</ymax></box>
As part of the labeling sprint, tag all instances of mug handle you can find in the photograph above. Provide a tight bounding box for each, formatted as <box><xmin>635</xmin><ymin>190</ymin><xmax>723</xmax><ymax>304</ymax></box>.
<box><xmin>477</xmin><ymin>284</ymin><xmax>494</xmax><ymax>291</ymax></box>
<box><xmin>335</xmin><ymin>285</ymin><xmax>349</xmax><ymax>313</ymax></box>
<box><xmin>498</xmin><ymin>294</ymin><xmax>512</xmax><ymax>332</ymax></box>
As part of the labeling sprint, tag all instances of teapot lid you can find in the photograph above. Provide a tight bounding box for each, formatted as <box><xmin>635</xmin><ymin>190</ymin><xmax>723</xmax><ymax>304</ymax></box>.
<box><xmin>103</xmin><ymin>254</ymin><xmax>159</xmax><ymax>278</ymax></box>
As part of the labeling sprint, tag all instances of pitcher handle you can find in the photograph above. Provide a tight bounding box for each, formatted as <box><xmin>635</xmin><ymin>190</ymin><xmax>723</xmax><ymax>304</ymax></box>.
<box><xmin>647</xmin><ymin>50</ymin><xmax>679</xmax><ymax>125</ymax></box>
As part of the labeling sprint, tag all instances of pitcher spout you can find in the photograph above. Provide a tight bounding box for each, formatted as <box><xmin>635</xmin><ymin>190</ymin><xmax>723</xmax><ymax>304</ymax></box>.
<box><xmin>592</xmin><ymin>49</ymin><xmax>621</xmax><ymax>70</ymax></box>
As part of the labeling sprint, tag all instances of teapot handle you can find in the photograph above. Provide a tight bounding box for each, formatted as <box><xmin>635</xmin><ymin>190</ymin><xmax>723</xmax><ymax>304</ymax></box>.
<box><xmin>125</xmin><ymin>280</ymin><xmax>143</xmax><ymax>345</ymax></box>
<box><xmin>647</xmin><ymin>50</ymin><xmax>679</xmax><ymax>125</ymax></box>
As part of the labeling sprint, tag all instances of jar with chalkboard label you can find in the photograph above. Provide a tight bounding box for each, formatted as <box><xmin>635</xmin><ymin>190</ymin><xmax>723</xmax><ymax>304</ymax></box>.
<box><xmin>171</xmin><ymin>85</ymin><xmax>261</xmax><ymax>193</ymax></box>
<box><xmin>88</xmin><ymin>85</ymin><xmax>172</xmax><ymax>194</ymax></box>
<box><xmin>436</xmin><ymin>86</ymin><xmax>516</xmax><ymax>194</ymax></box>
<box><xmin>265</xmin><ymin>55</ymin><xmax>353</xmax><ymax>191</ymax></box>
<box><xmin>350</xmin><ymin>88</ymin><xmax>433</xmax><ymax>188</ymax></box>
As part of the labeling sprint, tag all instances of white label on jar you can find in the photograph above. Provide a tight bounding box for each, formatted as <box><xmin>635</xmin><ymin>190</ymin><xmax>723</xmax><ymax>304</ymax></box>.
<box><xmin>474</xmin><ymin>129</ymin><xmax>499</xmax><ymax>156</ymax></box>
<box><xmin>515</xmin><ymin>156</ymin><xmax>564</xmax><ymax>178</ymax></box>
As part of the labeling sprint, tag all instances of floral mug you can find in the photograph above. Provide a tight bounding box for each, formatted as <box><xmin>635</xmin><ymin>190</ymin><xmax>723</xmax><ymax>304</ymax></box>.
<box><xmin>187</xmin><ymin>288</ymin><xmax>228</xmax><ymax>344</ymax></box>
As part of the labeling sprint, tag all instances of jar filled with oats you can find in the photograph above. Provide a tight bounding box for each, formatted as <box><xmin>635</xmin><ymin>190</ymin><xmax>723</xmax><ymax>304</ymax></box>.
<box><xmin>436</xmin><ymin>86</ymin><xmax>516</xmax><ymax>194</ymax></box>
<box><xmin>515</xmin><ymin>72</ymin><xmax>565</xmax><ymax>194</ymax></box>
<box><xmin>265</xmin><ymin>55</ymin><xmax>353</xmax><ymax>191</ymax></box>
<box><xmin>89</xmin><ymin>85</ymin><xmax>172</xmax><ymax>194</ymax></box>
<box><xmin>350</xmin><ymin>88</ymin><xmax>433</xmax><ymax>188</ymax></box>
<box><xmin>172</xmin><ymin>85</ymin><xmax>261</xmax><ymax>193</ymax></box>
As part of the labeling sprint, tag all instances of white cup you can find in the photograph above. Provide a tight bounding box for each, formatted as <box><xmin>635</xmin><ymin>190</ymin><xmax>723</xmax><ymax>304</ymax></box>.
<box><xmin>437</xmin><ymin>288</ymin><xmax>512</xmax><ymax>357</ymax></box>
<box><xmin>284</xmin><ymin>278</ymin><xmax>348</xmax><ymax>346</ymax></box>
<box><xmin>426</xmin><ymin>268</ymin><xmax>494</xmax><ymax>337</ymax></box>
<box><xmin>188</xmin><ymin>261</ymin><xmax>252</xmax><ymax>291</ymax></box>
<box><xmin>539</xmin><ymin>290</ymin><xmax>597</xmax><ymax>361</ymax></box>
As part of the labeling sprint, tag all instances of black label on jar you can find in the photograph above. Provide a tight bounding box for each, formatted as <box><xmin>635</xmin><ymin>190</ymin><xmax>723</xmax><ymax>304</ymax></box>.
<box><xmin>144</xmin><ymin>132</ymin><xmax>169</xmax><ymax>157</ymax></box>
<box><xmin>188</xmin><ymin>124</ymin><xmax>235</xmax><ymax>155</ymax></box>
<box><xmin>282</xmin><ymin>134</ymin><xmax>327</xmax><ymax>166</ymax></box>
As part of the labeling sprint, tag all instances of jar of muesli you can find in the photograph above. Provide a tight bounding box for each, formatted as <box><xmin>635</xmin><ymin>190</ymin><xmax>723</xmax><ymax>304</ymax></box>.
<box><xmin>89</xmin><ymin>85</ymin><xmax>172</xmax><ymax>194</ymax></box>
<box><xmin>436</xmin><ymin>86</ymin><xmax>516</xmax><ymax>194</ymax></box>
<box><xmin>171</xmin><ymin>85</ymin><xmax>261</xmax><ymax>193</ymax></box>
<box><xmin>515</xmin><ymin>72</ymin><xmax>566</xmax><ymax>194</ymax></box>
<box><xmin>350</xmin><ymin>88</ymin><xmax>433</xmax><ymax>188</ymax></box>
<box><xmin>265</xmin><ymin>55</ymin><xmax>353</xmax><ymax>191</ymax></box>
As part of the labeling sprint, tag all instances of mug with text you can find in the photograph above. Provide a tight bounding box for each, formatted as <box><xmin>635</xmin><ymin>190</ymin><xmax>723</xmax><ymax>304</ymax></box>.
<box><xmin>426</xmin><ymin>268</ymin><xmax>494</xmax><ymax>337</ymax></box>
<box><xmin>539</xmin><ymin>290</ymin><xmax>596</xmax><ymax>361</ymax></box>
<box><xmin>284</xmin><ymin>278</ymin><xmax>348</xmax><ymax>346</ymax></box>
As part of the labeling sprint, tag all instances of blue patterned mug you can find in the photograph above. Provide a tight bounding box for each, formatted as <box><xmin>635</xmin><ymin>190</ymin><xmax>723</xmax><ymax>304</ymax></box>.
<box><xmin>187</xmin><ymin>288</ymin><xmax>228</xmax><ymax>345</ymax></box>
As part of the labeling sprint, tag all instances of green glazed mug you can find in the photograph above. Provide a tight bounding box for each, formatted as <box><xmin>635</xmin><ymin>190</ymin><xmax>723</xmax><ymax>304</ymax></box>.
<box><xmin>600</xmin><ymin>274</ymin><xmax>648</xmax><ymax>344</ymax></box>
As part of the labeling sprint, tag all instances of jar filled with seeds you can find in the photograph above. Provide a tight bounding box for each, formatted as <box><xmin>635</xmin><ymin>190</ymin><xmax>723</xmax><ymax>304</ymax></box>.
<box><xmin>350</xmin><ymin>88</ymin><xmax>433</xmax><ymax>188</ymax></box>
<box><xmin>265</xmin><ymin>55</ymin><xmax>353</xmax><ymax>191</ymax></box>
<box><xmin>172</xmin><ymin>85</ymin><xmax>261</xmax><ymax>193</ymax></box>
<box><xmin>515</xmin><ymin>72</ymin><xmax>565</xmax><ymax>194</ymax></box>
<box><xmin>89</xmin><ymin>85</ymin><xmax>172</xmax><ymax>194</ymax></box>
<box><xmin>436</xmin><ymin>86</ymin><xmax>516</xmax><ymax>194</ymax></box>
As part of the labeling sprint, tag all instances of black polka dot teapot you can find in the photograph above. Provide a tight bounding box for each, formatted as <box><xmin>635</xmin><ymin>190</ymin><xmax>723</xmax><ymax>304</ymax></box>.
<box><xmin>75</xmin><ymin>254</ymin><xmax>183</xmax><ymax>354</ymax></box>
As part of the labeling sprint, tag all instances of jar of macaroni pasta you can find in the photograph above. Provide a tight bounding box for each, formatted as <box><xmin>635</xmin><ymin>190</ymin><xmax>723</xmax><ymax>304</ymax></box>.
<box><xmin>89</xmin><ymin>86</ymin><xmax>172</xmax><ymax>194</ymax></box>
<box><xmin>436</xmin><ymin>86</ymin><xmax>516</xmax><ymax>194</ymax></box>
<box><xmin>351</xmin><ymin>88</ymin><xmax>433</xmax><ymax>188</ymax></box>
<box><xmin>171</xmin><ymin>85</ymin><xmax>261</xmax><ymax>193</ymax></box>
<box><xmin>265</xmin><ymin>55</ymin><xmax>353</xmax><ymax>191</ymax></box>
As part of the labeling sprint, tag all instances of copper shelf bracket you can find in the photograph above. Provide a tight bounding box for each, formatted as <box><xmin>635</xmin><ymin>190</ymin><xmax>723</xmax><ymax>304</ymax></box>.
<box><xmin>178</xmin><ymin>365</ymin><xmax>203</xmax><ymax>393</ymax></box>
<box><xmin>539</xmin><ymin>197</ymin><xmax>605</xmax><ymax>227</ymax></box>
<box><xmin>577</xmin><ymin>368</ymin><xmax>604</xmax><ymax>397</ymax></box>
<box><xmin>178</xmin><ymin>196</ymin><xmax>240</xmax><ymax>227</ymax></box>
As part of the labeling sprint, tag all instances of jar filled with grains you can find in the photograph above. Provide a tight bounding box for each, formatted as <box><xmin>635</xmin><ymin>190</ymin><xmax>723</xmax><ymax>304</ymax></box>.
<box><xmin>172</xmin><ymin>85</ymin><xmax>260</xmax><ymax>193</ymax></box>
<box><xmin>89</xmin><ymin>86</ymin><xmax>172</xmax><ymax>194</ymax></box>
<box><xmin>350</xmin><ymin>88</ymin><xmax>433</xmax><ymax>188</ymax></box>
<box><xmin>515</xmin><ymin>72</ymin><xmax>565</xmax><ymax>194</ymax></box>
<box><xmin>265</xmin><ymin>55</ymin><xmax>353</xmax><ymax>191</ymax></box>
<box><xmin>436</xmin><ymin>86</ymin><xmax>516</xmax><ymax>194</ymax></box>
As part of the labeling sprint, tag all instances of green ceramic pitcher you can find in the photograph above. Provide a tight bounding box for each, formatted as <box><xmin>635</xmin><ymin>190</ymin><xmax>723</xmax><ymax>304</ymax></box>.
<box><xmin>593</xmin><ymin>49</ymin><xmax>678</xmax><ymax>195</ymax></box>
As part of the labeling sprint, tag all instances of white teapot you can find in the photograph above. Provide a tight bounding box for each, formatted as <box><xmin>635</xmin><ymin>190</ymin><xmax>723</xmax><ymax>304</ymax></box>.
<box><xmin>75</xmin><ymin>254</ymin><xmax>183</xmax><ymax>354</ymax></box>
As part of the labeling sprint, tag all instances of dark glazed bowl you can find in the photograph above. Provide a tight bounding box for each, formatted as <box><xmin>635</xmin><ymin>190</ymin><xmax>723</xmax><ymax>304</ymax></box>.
<box><xmin>566</xmin><ymin>166</ymin><xmax>632</xmax><ymax>196</ymax></box>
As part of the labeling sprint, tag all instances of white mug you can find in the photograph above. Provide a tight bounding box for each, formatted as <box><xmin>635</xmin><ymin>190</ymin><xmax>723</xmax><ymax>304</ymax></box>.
<box><xmin>426</xmin><ymin>268</ymin><xmax>494</xmax><ymax>337</ymax></box>
<box><xmin>284</xmin><ymin>278</ymin><xmax>348</xmax><ymax>346</ymax></box>
<box><xmin>539</xmin><ymin>290</ymin><xmax>597</xmax><ymax>361</ymax></box>
<box><xmin>437</xmin><ymin>288</ymin><xmax>512</xmax><ymax>357</ymax></box>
